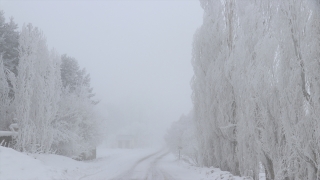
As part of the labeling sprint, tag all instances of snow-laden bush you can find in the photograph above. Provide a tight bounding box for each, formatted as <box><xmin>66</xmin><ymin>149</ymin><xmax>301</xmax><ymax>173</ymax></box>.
<box><xmin>52</xmin><ymin>87</ymin><xmax>103</xmax><ymax>159</ymax></box>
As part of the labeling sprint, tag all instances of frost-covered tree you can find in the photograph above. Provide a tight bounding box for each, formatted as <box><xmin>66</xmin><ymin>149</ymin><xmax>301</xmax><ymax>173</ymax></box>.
<box><xmin>0</xmin><ymin>11</ymin><xmax>19</xmax><ymax>75</ymax></box>
<box><xmin>60</xmin><ymin>54</ymin><xmax>80</xmax><ymax>91</ymax></box>
<box><xmin>13</xmin><ymin>24</ymin><xmax>62</xmax><ymax>153</ymax></box>
<box><xmin>165</xmin><ymin>111</ymin><xmax>199</xmax><ymax>165</ymax></box>
<box><xmin>52</xmin><ymin>86</ymin><xmax>102</xmax><ymax>158</ymax></box>
<box><xmin>0</xmin><ymin>55</ymin><xmax>15</xmax><ymax>130</ymax></box>
<box><xmin>0</xmin><ymin>10</ymin><xmax>19</xmax><ymax>131</ymax></box>
<box><xmin>0</xmin><ymin>9</ymin><xmax>102</xmax><ymax>159</ymax></box>
<box><xmin>61</xmin><ymin>54</ymin><xmax>96</xmax><ymax>103</ymax></box>
<box><xmin>192</xmin><ymin>0</ymin><xmax>240</xmax><ymax>175</ymax></box>
<box><xmin>11</xmin><ymin>24</ymin><xmax>102</xmax><ymax>157</ymax></box>
<box><xmin>53</xmin><ymin>54</ymin><xmax>102</xmax><ymax>158</ymax></box>
<box><xmin>272</xmin><ymin>1</ymin><xmax>320</xmax><ymax>179</ymax></box>
<box><xmin>192</xmin><ymin>0</ymin><xmax>320</xmax><ymax>179</ymax></box>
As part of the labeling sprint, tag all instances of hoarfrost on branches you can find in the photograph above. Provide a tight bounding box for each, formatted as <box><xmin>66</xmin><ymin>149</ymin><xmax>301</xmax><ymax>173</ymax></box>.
<box><xmin>191</xmin><ymin>0</ymin><xmax>320</xmax><ymax>179</ymax></box>
<box><xmin>0</xmin><ymin>19</ymin><xmax>103</xmax><ymax>159</ymax></box>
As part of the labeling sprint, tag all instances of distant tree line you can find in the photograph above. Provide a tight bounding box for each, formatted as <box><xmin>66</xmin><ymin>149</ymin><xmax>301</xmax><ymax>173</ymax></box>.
<box><xmin>0</xmin><ymin>10</ymin><xmax>103</xmax><ymax>158</ymax></box>
<box><xmin>167</xmin><ymin>0</ymin><xmax>320</xmax><ymax>180</ymax></box>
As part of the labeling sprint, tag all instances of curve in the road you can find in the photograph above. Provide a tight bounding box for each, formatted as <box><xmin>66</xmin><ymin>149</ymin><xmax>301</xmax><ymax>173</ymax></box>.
<box><xmin>111</xmin><ymin>149</ymin><xmax>165</xmax><ymax>180</ymax></box>
<box><xmin>78</xmin><ymin>149</ymin><xmax>163</xmax><ymax>180</ymax></box>
<box><xmin>143</xmin><ymin>151</ymin><xmax>177</xmax><ymax>180</ymax></box>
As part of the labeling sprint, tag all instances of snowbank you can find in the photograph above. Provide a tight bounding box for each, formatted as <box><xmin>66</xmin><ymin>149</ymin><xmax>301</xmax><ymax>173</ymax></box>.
<box><xmin>0</xmin><ymin>146</ymin><xmax>91</xmax><ymax>180</ymax></box>
<box><xmin>159</xmin><ymin>153</ymin><xmax>248</xmax><ymax>180</ymax></box>
<box><xmin>159</xmin><ymin>153</ymin><xmax>266</xmax><ymax>180</ymax></box>
<box><xmin>0</xmin><ymin>146</ymin><xmax>157</xmax><ymax>180</ymax></box>
<box><xmin>0</xmin><ymin>146</ymin><xmax>49</xmax><ymax>180</ymax></box>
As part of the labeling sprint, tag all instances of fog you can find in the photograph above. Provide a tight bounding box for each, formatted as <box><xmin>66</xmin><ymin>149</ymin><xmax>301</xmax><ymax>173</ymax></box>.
<box><xmin>3</xmin><ymin>1</ymin><xmax>320</xmax><ymax>179</ymax></box>
<box><xmin>0</xmin><ymin>0</ymin><xmax>203</xmax><ymax>146</ymax></box>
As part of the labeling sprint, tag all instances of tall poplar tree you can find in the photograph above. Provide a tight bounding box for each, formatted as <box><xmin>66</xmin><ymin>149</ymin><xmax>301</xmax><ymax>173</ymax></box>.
<box><xmin>192</xmin><ymin>0</ymin><xmax>320</xmax><ymax>179</ymax></box>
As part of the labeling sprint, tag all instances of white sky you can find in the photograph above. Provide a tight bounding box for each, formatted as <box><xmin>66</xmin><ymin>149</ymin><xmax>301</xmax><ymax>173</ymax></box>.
<box><xmin>0</xmin><ymin>0</ymin><xmax>203</xmax><ymax>143</ymax></box>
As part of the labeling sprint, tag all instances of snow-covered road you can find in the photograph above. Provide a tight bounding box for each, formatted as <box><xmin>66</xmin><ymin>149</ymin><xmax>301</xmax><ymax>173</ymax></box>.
<box><xmin>111</xmin><ymin>150</ymin><xmax>171</xmax><ymax>180</ymax></box>
<box><xmin>78</xmin><ymin>148</ymin><xmax>248</xmax><ymax>180</ymax></box>
<box><xmin>1</xmin><ymin>146</ymin><xmax>250</xmax><ymax>180</ymax></box>
<box><xmin>80</xmin><ymin>149</ymin><xmax>176</xmax><ymax>180</ymax></box>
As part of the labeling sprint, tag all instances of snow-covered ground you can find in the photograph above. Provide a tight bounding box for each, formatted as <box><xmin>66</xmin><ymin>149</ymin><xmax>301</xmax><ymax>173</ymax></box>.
<box><xmin>0</xmin><ymin>146</ymin><xmax>263</xmax><ymax>180</ymax></box>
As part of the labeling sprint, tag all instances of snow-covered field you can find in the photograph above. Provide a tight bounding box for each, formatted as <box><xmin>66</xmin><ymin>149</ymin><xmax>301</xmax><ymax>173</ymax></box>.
<box><xmin>0</xmin><ymin>146</ymin><xmax>262</xmax><ymax>180</ymax></box>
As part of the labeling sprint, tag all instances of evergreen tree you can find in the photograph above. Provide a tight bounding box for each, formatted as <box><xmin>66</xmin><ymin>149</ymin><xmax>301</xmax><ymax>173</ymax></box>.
<box><xmin>0</xmin><ymin>55</ymin><xmax>15</xmax><ymax>131</ymax></box>
<box><xmin>0</xmin><ymin>11</ymin><xmax>19</xmax><ymax>75</ymax></box>
<box><xmin>61</xmin><ymin>54</ymin><xmax>97</xmax><ymax>104</ymax></box>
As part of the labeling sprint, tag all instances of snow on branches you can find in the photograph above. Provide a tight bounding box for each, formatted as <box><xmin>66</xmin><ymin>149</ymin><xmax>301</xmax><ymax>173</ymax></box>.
<box><xmin>192</xmin><ymin>0</ymin><xmax>320</xmax><ymax>179</ymax></box>
<box><xmin>0</xmin><ymin>22</ymin><xmax>102</xmax><ymax>159</ymax></box>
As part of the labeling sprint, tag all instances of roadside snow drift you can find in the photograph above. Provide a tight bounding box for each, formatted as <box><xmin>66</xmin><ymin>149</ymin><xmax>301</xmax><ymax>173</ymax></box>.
<box><xmin>0</xmin><ymin>146</ymin><xmax>49</xmax><ymax>180</ymax></box>
<box><xmin>0</xmin><ymin>146</ymin><xmax>260</xmax><ymax>180</ymax></box>
<box><xmin>0</xmin><ymin>146</ymin><xmax>157</xmax><ymax>180</ymax></box>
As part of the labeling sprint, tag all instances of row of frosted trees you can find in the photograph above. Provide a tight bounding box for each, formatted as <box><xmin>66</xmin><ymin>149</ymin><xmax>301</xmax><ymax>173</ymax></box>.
<box><xmin>192</xmin><ymin>0</ymin><xmax>320</xmax><ymax>179</ymax></box>
<box><xmin>0</xmin><ymin>22</ymin><xmax>102</xmax><ymax>158</ymax></box>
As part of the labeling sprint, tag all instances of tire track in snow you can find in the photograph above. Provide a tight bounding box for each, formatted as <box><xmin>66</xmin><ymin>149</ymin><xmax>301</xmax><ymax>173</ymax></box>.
<box><xmin>144</xmin><ymin>151</ymin><xmax>176</xmax><ymax>180</ymax></box>
<box><xmin>144</xmin><ymin>151</ymin><xmax>168</xmax><ymax>180</ymax></box>
<box><xmin>111</xmin><ymin>149</ymin><xmax>164</xmax><ymax>180</ymax></box>
<box><xmin>160</xmin><ymin>170</ymin><xmax>176</xmax><ymax>180</ymax></box>
<box><xmin>78</xmin><ymin>149</ymin><xmax>163</xmax><ymax>180</ymax></box>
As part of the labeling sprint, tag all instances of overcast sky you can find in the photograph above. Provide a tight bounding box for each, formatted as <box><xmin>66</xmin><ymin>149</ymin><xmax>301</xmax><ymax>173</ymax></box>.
<box><xmin>0</xmin><ymin>0</ymin><xmax>203</xmax><ymax>143</ymax></box>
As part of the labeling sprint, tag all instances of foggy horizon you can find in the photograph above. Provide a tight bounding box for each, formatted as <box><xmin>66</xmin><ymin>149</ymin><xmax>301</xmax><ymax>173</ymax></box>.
<box><xmin>0</xmin><ymin>0</ymin><xmax>203</xmax><ymax>145</ymax></box>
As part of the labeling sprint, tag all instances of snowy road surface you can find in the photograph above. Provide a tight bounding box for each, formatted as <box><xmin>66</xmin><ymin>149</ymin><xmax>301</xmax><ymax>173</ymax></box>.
<box><xmin>79</xmin><ymin>149</ymin><xmax>177</xmax><ymax>180</ymax></box>
<box><xmin>77</xmin><ymin>148</ymin><xmax>246</xmax><ymax>180</ymax></box>
<box><xmin>1</xmin><ymin>146</ymin><xmax>251</xmax><ymax>180</ymax></box>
